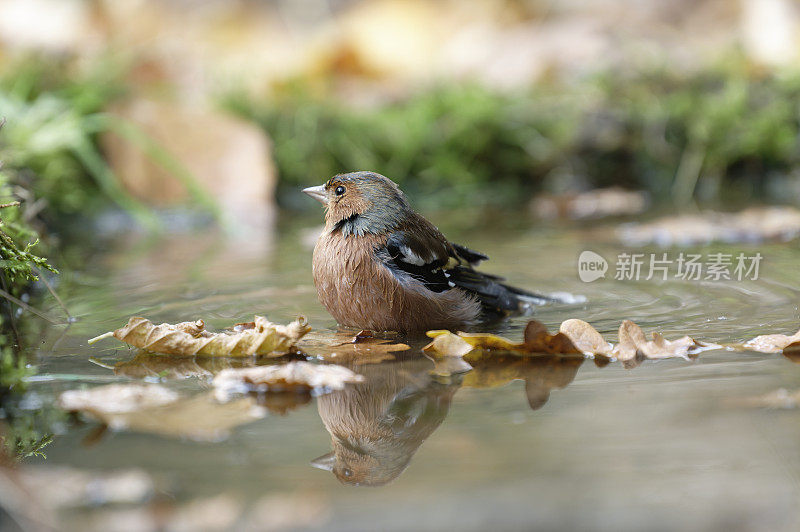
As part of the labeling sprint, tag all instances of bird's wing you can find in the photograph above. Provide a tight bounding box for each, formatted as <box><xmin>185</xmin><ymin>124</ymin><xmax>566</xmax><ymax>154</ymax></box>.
<box><xmin>380</xmin><ymin>225</ymin><xmax>452</xmax><ymax>294</ymax></box>
<box><xmin>377</xmin><ymin>217</ymin><xmax>551</xmax><ymax>311</ymax></box>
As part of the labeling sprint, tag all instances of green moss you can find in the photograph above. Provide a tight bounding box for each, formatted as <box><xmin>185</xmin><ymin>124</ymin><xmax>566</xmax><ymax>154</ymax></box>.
<box><xmin>224</xmin><ymin>59</ymin><xmax>800</xmax><ymax>208</ymax></box>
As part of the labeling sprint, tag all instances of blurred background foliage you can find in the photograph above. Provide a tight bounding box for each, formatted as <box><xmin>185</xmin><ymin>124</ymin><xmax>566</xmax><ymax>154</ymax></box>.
<box><xmin>226</xmin><ymin>58</ymin><xmax>800</xmax><ymax>209</ymax></box>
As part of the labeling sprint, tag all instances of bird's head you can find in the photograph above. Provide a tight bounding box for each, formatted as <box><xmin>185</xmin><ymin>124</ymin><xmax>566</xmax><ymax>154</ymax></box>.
<box><xmin>303</xmin><ymin>171</ymin><xmax>410</xmax><ymax>235</ymax></box>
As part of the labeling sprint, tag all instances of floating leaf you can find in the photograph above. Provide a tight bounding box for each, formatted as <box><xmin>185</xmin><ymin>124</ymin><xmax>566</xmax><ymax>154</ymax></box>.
<box><xmin>423</xmin><ymin>331</ymin><xmax>473</xmax><ymax>358</ymax></box>
<box><xmin>424</xmin><ymin>319</ymin><xmax>717</xmax><ymax>368</ymax></box>
<box><xmin>614</xmin><ymin>320</ymin><xmax>714</xmax><ymax>367</ymax></box>
<box><xmin>300</xmin><ymin>330</ymin><xmax>409</xmax><ymax>365</ymax></box>
<box><xmin>89</xmin><ymin>315</ymin><xmax>310</xmax><ymax>357</ymax></box>
<box><xmin>521</xmin><ymin>320</ymin><xmax>583</xmax><ymax>355</ymax></box>
<box><xmin>212</xmin><ymin>361</ymin><xmax>364</xmax><ymax>401</ymax></box>
<box><xmin>743</xmin><ymin>329</ymin><xmax>800</xmax><ymax>353</ymax></box>
<box><xmin>424</xmin><ymin>320</ymin><xmax>581</xmax><ymax>357</ymax></box>
<box><xmin>559</xmin><ymin>318</ymin><xmax>614</xmax><ymax>356</ymax></box>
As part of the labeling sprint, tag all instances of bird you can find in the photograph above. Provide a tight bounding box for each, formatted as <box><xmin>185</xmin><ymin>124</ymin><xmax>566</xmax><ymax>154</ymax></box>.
<box><xmin>304</xmin><ymin>171</ymin><xmax>555</xmax><ymax>332</ymax></box>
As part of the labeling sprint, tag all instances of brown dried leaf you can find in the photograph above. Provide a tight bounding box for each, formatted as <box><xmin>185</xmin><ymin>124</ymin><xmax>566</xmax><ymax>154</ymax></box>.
<box><xmin>424</xmin><ymin>320</ymin><xmax>582</xmax><ymax>357</ymax></box>
<box><xmin>783</xmin><ymin>341</ymin><xmax>800</xmax><ymax>363</ymax></box>
<box><xmin>212</xmin><ymin>361</ymin><xmax>364</xmax><ymax>401</ymax></box>
<box><xmin>300</xmin><ymin>330</ymin><xmax>409</xmax><ymax>365</ymax></box>
<box><xmin>613</xmin><ymin>320</ymin><xmax>714</xmax><ymax>367</ymax></box>
<box><xmin>615</xmin><ymin>320</ymin><xmax>648</xmax><ymax>365</ymax></box>
<box><xmin>743</xmin><ymin>329</ymin><xmax>800</xmax><ymax>353</ymax></box>
<box><xmin>89</xmin><ymin>315</ymin><xmax>310</xmax><ymax>357</ymax></box>
<box><xmin>558</xmin><ymin>319</ymin><xmax>614</xmax><ymax>356</ymax></box>
<box><xmin>521</xmin><ymin>320</ymin><xmax>582</xmax><ymax>354</ymax></box>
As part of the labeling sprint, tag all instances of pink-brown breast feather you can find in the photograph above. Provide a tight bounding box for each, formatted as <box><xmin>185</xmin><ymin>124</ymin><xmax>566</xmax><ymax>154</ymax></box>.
<box><xmin>312</xmin><ymin>230</ymin><xmax>480</xmax><ymax>331</ymax></box>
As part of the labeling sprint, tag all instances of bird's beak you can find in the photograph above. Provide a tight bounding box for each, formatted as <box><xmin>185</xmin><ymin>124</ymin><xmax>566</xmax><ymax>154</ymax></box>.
<box><xmin>310</xmin><ymin>452</ymin><xmax>336</xmax><ymax>471</ymax></box>
<box><xmin>302</xmin><ymin>185</ymin><xmax>327</xmax><ymax>204</ymax></box>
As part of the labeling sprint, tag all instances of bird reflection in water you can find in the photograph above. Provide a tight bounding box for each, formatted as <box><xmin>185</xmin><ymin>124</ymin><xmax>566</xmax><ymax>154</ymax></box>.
<box><xmin>311</xmin><ymin>360</ymin><xmax>458</xmax><ymax>487</ymax></box>
<box><xmin>311</xmin><ymin>354</ymin><xmax>584</xmax><ymax>486</ymax></box>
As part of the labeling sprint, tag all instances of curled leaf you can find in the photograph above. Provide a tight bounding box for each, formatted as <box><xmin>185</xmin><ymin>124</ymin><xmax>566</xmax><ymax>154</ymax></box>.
<box><xmin>521</xmin><ymin>320</ymin><xmax>582</xmax><ymax>355</ymax></box>
<box><xmin>424</xmin><ymin>318</ymin><xmax>719</xmax><ymax>369</ymax></box>
<box><xmin>89</xmin><ymin>315</ymin><xmax>310</xmax><ymax>357</ymax></box>
<box><xmin>615</xmin><ymin>320</ymin><xmax>649</xmax><ymax>365</ymax></box>
<box><xmin>212</xmin><ymin>361</ymin><xmax>364</xmax><ymax>401</ymax></box>
<box><xmin>614</xmin><ymin>320</ymin><xmax>714</xmax><ymax>367</ymax></box>
<box><xmin>423</xmin><ymin>331</ymin><xmax>474</xmax><ymax>358</ymax></box>
<box><xmin>743</xmin><ymin>329</ymin><xmax>800</xmax><ymax>353</ymax></box>
<box><xmin>559</xmin><ymin>319</ymin><xmax>614</xmax><ymax>356</ymax></box>
<box><xmin>424</xmin><ymin>320</ymin><xmax>582</xmax><ymax>358</ymax></box>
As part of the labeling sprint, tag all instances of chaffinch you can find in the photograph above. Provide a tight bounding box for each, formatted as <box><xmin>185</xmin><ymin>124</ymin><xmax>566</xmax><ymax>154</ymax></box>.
<box><xmin>303</xmin><ymin>171</ymin><xmax>552</xmax><ymax>332</ymax></box>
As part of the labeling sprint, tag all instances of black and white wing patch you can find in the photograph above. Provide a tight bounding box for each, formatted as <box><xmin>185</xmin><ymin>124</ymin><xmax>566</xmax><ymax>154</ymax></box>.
<box><xmin>381</xmin><ymin>232</ymin><xmax>452</xmax><ymax>293</ymax></box>
<box><xmin>379</xmin><ymin>231</ymin><xmax>553</xmax><ymax>312</ymax></box>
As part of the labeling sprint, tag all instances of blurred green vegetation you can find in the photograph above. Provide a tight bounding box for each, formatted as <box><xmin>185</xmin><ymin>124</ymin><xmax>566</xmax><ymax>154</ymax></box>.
<box><xmin>224</xmin><ymin>58</ymin><xmax>800</xmax><ymax>209</ymax></box>
<box><xmin>0</xmin><ymin>56</ymin><xmax>164</xmax><ymax>231</ymax></box>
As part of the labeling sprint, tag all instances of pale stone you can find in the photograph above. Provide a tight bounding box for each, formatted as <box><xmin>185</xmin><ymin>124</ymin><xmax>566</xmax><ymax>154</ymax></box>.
<box><xmin>101</xmin><ymin>99</ymin><xmax>276</xmax><ymax>232</ymax></box>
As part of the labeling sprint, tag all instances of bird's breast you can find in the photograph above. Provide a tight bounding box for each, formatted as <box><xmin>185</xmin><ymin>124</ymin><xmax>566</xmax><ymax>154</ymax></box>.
<box><xmin>312</xmin><ymin>231</ymin><xmax>391</xmax><ymax>326</ymax></box>
<box><xmin>312</xmin><ymin>230</ymin><xmax>480</xmax><ymax>331</ymax></box>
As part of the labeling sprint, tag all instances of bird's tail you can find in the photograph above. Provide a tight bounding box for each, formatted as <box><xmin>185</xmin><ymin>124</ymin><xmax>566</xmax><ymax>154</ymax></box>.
<box><xmin>450</xmin><ymin>268</ymin><xmax>583</xmax><ymax>315</ymax></box>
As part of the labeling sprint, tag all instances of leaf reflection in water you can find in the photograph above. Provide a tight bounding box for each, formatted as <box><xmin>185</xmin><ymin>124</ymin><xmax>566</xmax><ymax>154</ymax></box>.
<box><xmin>100</xmin><ymin>342</ymin><xmax>586</xmax><ymax>485</ymax></box>
<box><xmin>462</xmin><ymin>353</ymin><xmax>584</xmax><ymax>411</ymax></box>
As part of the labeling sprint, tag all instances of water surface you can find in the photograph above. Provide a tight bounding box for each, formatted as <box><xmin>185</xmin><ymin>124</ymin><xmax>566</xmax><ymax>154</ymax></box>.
<box><xmin>7</xmin><ymin>212</ymin><xmax>800</xmax><ymax>531</ymax></box>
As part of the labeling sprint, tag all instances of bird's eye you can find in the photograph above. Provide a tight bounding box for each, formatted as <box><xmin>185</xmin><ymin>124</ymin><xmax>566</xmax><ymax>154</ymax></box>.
<box><xmin>334</xmin><ymin>185</ymin><xmax>346</xmax><ymax>196</ymax></box>
<box><xmin>343</xmin><ymin>468</ymin><xmax>353</xmax><ymax>478</ymax></box>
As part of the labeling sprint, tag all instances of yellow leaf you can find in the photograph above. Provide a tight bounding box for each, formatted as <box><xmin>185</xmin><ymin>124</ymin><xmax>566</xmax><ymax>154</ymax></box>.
<box><xmin>423</xmin><ymin>320</ymin><xmax>582</xmax><ymax>357</ymax></box>
<box><xmin>423</xmin><ymin>330</ymin><xmax>474</xmax><ymax>357</ymax></box>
